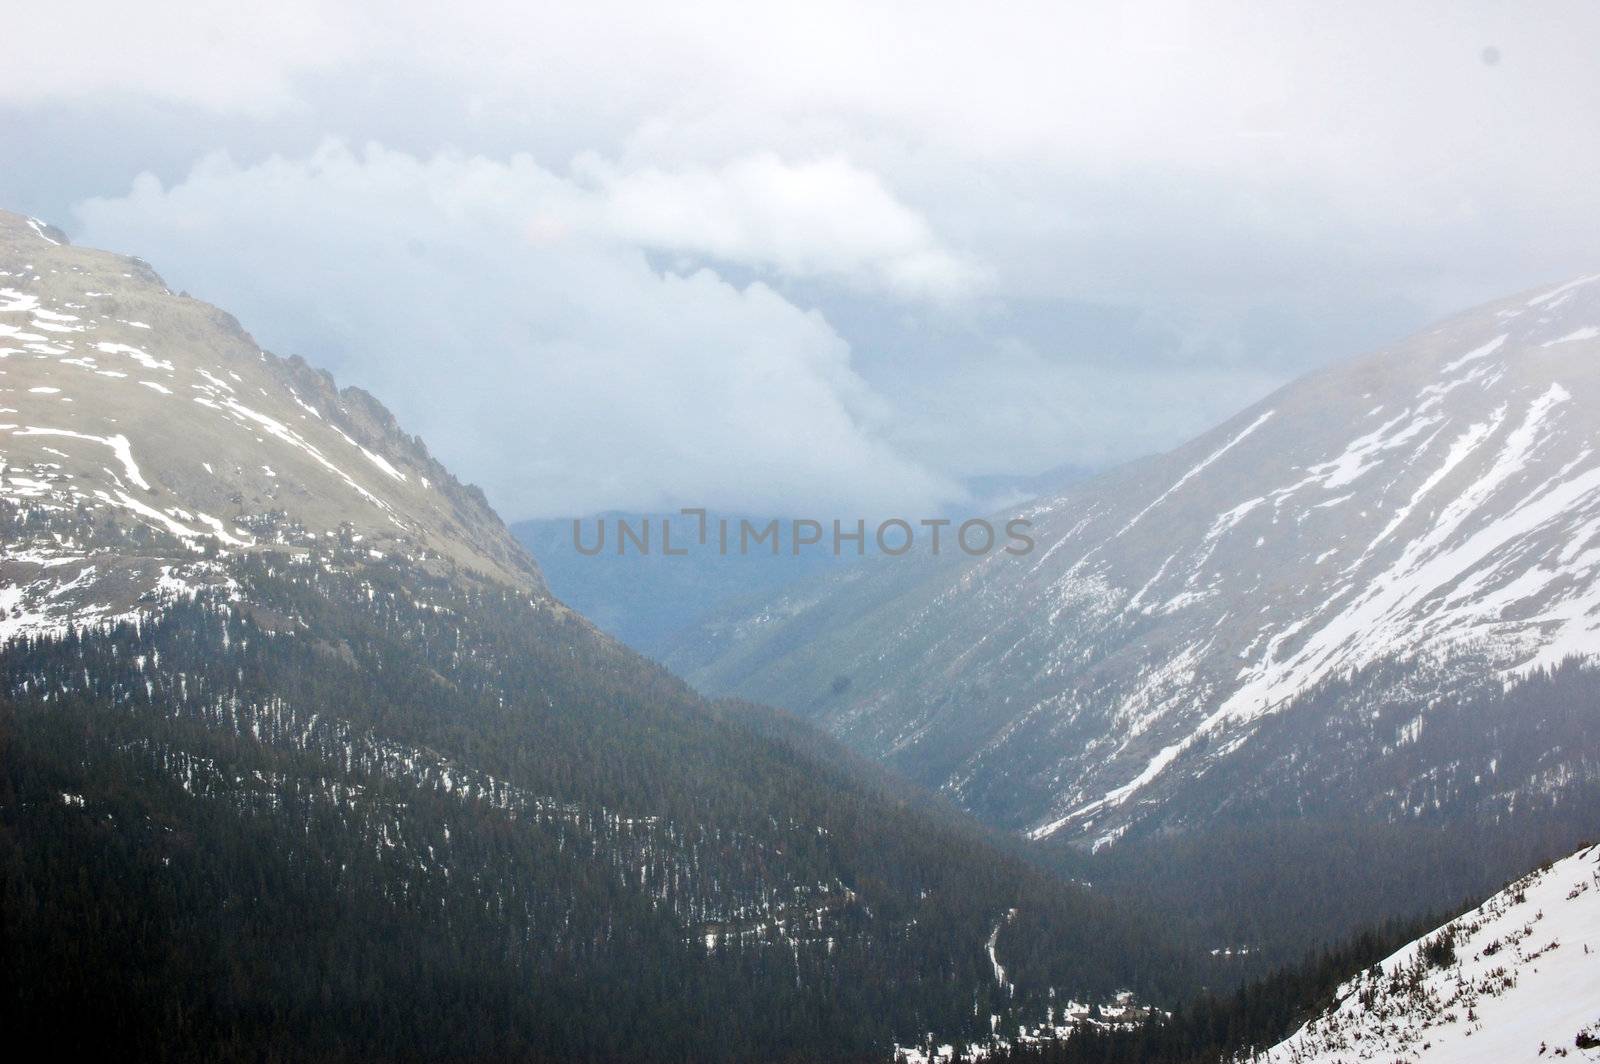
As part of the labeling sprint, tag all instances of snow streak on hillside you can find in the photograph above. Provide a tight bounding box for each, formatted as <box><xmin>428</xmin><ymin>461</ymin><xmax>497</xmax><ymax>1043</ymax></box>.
<box><xmin>0</xmin><ymin>210</ymin><xmax>543</xmax><ymax>645</ymax></box>
<box><xmin>673</xmin><ymin>274</ymin><xmax>1600</xmax><ymax>844</ymax></box>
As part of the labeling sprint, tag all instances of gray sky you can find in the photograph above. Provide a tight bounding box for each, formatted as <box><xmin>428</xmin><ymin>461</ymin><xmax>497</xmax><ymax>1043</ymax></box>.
<box><xmin>4</xmin><ymin>1</ymin><xmax>1597</xmax><ymax>519</ymax></box>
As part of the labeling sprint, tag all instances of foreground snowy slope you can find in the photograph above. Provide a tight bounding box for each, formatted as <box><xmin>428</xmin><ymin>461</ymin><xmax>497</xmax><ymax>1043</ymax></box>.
<box><xmin>0</xmin><ymin>210</ymin><xmax>543</xmax><ymax>642</ymax></box>
<box><xmin>671</xmin><ymin>274</ymin><xmax>1600</xmax><ymax>844</ymax></box>
<box><xmin>1265</xmin><ymin>843</ymin><xmax>1600</xmax><ymax>1063</ymax></box>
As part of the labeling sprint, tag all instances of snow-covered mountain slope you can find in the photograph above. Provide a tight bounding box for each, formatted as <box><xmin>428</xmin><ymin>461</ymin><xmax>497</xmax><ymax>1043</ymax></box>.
<box><xmin>0</xmin><ymin>211</ymin><xmax>543</xmax><ymax>640</ymax></box>
<box><xmin>1265</xmin><ymin>843</ymin><xmax>1600</xmax><ymax>1063</ymax></box>
<box><xmin>668</xmin><ymin>275</ymin><xmax>1600</xmax><ymax>844</ymax></box>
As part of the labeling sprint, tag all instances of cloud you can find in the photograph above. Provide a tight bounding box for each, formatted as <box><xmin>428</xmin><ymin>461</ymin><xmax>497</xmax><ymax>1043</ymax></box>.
<box><xmin>19</xmin><ymin>2</ymin><xmax>1600</xmax><ymax>201</ymax></box>
<box><xmin>2</xmin><ymin>1</ymin><xmax>346</xmax><ymax>114</ymax></box>
<box><xmin>880</xmin><ymin>335</ymin><xmax>1281</xmax><ymax>480</ymax></box>
<box><xmin>75</xmin><ymin>142</ymin><xmax>959</xmax><ymax>519</ymax></box>
<box><xmin>12</xmin><ymin>0</ymin><xmax>1600</xmax><ymax>515</ymax></box>
<box><xmin>578</xmin><ymin>153</ymin><xmax>985</xmax><ymax>299</ymax></box>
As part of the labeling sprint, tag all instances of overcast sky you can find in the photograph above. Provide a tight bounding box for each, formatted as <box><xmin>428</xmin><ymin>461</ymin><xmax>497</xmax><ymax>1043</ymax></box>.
<box><xmin>4</xmin><ymin>2</ymin><xmax>1598</xmax><ymax>519</ymax></box>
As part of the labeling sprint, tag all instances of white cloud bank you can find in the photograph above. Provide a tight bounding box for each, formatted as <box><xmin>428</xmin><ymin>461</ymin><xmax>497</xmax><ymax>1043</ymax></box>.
<box><xmin>581</xmin><ymin>154</ymin><xmax>985</xmax><ymax>299</ymax></box>
<box><xmin>13</xmin><ymin>0</ymin><xmax>1600</xmax><ymax>518</ymax></box>
<box><xmin>77</xmin><ymin>143</ymin><xmax>960</xmax><ymax>518</ymax></box>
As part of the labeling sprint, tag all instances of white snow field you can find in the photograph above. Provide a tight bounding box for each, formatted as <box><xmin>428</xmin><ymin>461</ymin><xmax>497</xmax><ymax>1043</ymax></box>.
<box><xmin>1266</xmin><ymin>844</ymin><xmax>1600</xmax><ymax>1063</ymax></box>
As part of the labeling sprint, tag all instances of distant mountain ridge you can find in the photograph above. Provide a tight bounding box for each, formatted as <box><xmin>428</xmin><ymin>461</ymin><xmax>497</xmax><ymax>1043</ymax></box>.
<box><xmin>512</xmin><ymin>466</ymin><xmax>1094</xmax><ymax>656</ymax></box>
<box><xmin>667</xmin><ymin>273</ymin><xmax>1600</xmax><ymax>847</ymax></box>
<box><xmin>513</xmin><ymin>511</ymin><xmax>855</xmax><ymax>653</ymax></box>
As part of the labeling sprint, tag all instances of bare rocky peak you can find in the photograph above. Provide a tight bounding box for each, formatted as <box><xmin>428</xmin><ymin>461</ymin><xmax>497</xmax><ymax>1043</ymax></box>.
<box><xmin>0</xmin><ymin>209</ymin><xmax>544</xmax><ymax>640</ymax></box>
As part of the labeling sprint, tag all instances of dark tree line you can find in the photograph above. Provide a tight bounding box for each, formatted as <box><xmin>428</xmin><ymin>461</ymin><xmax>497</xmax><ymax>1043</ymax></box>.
<box><xmin>0</xmin><ymin>554</ymin><xmax>1213</xmax><ymax>1062</ymax></box>
<box><xmin>6</xmin><ymin>506</ymin><xmax>1596</xmax><ymax>1061</ymax></box>
<box><xmin>992</xmin><ymin>910</ymin><xmax>1453</xmax><ymax>1064</ymax></box>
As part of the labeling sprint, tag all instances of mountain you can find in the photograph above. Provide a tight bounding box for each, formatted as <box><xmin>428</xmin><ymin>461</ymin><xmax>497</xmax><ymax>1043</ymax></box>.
<box><xmin>1263</xmin><ymin>843</ymin><xmax>1600</xmax><ymax>1063</ymax></box>
<box><xmin>989</xmin><ymin>843</ymin><xmax>1599</xmax><ymax>1064</ymax></box>
<box><xmin>0</xmin><ymin>210</ymin><xmax>1207</xmax><ymax>1061</ymax></box>
<box><xmin>0</xmin><ymin>211</ymin><xmax>542</xmax><ymax>645</ymax></box>
<box><xmin>665</xmin><ymin>275</ymin><xmax>1600</xmax><ymax>849</ymax></box>
<box><xmin>511</xmin><ymin>466</ymin><xmax>1095</xmax><ymax>657</ymax></box>
<box><xmin>960</xmin><ymin>462</ymin><xmax>1096</xmax><ymax>517</ymax></box>
<box><xmin>512</xmin><ymin>511</ymin><xmax>855</xmax><ymax>654</ymax></box>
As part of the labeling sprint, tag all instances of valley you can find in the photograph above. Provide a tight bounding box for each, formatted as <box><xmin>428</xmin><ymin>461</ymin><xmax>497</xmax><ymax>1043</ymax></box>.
<box><xmin>2</xmin><ymin>212</ymin><xmax>1595</xmax><ymax>1061</ymax></box>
